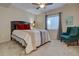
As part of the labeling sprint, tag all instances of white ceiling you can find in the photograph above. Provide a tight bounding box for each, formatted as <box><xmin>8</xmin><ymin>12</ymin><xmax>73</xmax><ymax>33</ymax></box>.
<box><xmin>12</xmin><ymin>3</ymin><xmax>66</xmax><ymax>15</ymax></box>
<box><xmin>0</xmin><ymin>3</ymin><xmax>11</xmax><ymax>8</ymax></box>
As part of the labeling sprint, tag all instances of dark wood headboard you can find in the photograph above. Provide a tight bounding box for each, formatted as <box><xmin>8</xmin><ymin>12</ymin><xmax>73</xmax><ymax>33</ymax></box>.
<box><xmin>11</xmin><ymin>21</ymin><xmax>30</xmax><ymax>34</ymax></box>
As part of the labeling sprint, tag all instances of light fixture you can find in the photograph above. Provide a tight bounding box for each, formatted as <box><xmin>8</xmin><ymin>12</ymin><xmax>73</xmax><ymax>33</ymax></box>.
<box><xmin>39</xmin><ymin>4</ymin><xmax>45</xmax><ymax>8</ymax></box>
<box><xmin>32</xmin><ymin>3</ymin><xmax>53</xmax><ymax>9</ymax></box>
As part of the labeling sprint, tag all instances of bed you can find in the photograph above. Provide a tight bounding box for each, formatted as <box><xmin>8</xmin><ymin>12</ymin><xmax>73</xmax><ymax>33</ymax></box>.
<box><xmin>11</xmin><ymin>21</ymin><xmax>51</xmax><ymax>54</ymax></box>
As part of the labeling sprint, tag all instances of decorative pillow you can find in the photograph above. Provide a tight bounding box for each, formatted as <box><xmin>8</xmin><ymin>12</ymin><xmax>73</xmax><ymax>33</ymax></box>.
<box><xmin>16</xmin><ymin>24</ymin><xmax>30</xmax><ymax>30</ymax></box>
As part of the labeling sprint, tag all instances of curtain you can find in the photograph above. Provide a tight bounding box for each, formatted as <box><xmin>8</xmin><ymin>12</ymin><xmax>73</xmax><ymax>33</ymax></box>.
<box><xmin>57</xmin><ymin>12</ymin><xmax>62</xmax><ymax>40</ymax></box>
<box><xmin>45</xmin><ymin>15</ymin><xmax>48</xmax><ymax>30</ymax></box>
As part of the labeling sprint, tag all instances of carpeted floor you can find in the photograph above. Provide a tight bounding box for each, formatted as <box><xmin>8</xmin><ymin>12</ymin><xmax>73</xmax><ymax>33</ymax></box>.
<box><xmin>0</xmin><ymin>39</ymin><xmax>79</xmax><ymax>56</ymax></box>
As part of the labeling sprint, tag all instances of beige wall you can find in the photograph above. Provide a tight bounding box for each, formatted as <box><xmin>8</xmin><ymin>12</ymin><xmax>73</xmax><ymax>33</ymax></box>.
<box><xmin>35</xmin><ymin>14</ymin><xmax>45</xmax><ymax>29</ymax></box>
<box><xmin>36</xmin><ymin>4</ymin><xmax>79</xmax><ymax>32</ymax></box>
<box><xmin>0</xmin><ymin>6</ymin><xmax>35</xmax><ymax>43</ymax></box>
<box><xmin>62</xmin><ymin>4</ymin><xmax>79</xmax><ymax>31</ymax></box>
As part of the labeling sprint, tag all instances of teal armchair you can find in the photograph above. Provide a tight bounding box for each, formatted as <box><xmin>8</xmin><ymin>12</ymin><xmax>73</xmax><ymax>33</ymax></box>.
<box><xmin>61</xmin><ymin>27</ymin><xmax>79</xmax><ymax>46</ymax></box>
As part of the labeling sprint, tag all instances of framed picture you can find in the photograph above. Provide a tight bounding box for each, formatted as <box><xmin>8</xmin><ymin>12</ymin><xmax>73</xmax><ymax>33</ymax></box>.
<box><xmin>66</xmin><ymin>16</ymin><xmax>73</xmax><ymax>27</ymax></box>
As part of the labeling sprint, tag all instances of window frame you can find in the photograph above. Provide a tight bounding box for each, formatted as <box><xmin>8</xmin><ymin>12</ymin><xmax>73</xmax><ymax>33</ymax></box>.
<box><xmin>46</xmin><ymin>14</ymin><xmax>59</xmax><ymax>30</ymax></box>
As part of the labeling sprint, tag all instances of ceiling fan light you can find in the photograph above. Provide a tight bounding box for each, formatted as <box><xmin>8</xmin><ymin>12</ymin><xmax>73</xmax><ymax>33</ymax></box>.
<box><xmin>40</xmin><ymin>4</ymin><xmax>45</xmax><ymax>8</ymax></box>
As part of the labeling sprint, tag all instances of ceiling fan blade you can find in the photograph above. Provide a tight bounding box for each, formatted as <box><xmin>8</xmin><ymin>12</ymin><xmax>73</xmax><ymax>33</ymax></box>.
<box><xmin>45</xmin><ymin>3</ymin><xmax>53</xmax><ymax>5</ymax></box>
<box><xmin>36</xmin><ymin>7</ymin><xmax>40</xmax><ymax>9</ymax></box>
<box><xmin>32</xmin><ymin>3</ymin><xmax>39</xmax><ymax>5</ymax></box>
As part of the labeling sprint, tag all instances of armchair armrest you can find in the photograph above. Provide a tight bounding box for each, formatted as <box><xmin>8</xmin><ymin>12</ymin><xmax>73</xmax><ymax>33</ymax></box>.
<box><xmin>62</xmin><ymin>32</ymin><xmax>69</xmax><ymax>35</ymax></box>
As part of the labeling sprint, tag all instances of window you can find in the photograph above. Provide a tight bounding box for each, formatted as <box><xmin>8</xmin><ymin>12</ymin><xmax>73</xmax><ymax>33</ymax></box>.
<box><xmin>47</xmin><ymin>15</ymin><xmax>59</xmax><ymax>30</ymax></box>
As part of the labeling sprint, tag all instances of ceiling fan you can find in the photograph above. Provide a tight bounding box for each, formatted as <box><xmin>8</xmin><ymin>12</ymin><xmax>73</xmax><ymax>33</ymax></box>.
<box><xmin>32</xmin><ymin>3</ymin><xmax>53</xmax><ymax>9</ymax></box>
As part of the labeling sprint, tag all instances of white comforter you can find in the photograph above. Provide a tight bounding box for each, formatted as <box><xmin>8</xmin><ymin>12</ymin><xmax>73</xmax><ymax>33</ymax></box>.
<box><xmin>12</xmin><ymin>30</ymin><xmax>50</xmax><ymax>54</ymax></box>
